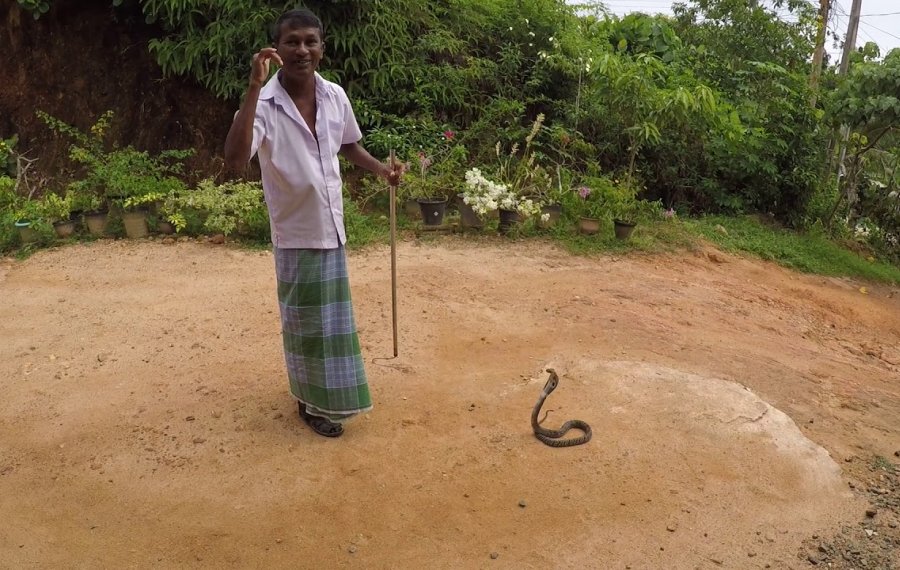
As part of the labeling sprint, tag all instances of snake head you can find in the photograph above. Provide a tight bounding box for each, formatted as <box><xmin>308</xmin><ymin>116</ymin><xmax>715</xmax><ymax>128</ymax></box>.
<box><xmin>542</xmin><ymin>368</ymin><xmax>559</xmax><ymax>395</ymax></box>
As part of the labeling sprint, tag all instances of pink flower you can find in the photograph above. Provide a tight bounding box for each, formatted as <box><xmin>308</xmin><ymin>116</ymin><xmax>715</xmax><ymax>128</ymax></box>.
<box><xmin>578</xmin><ymin>186</ymin><xmax>591</xmax><ymax>199</ymax></box>
<box><xmin>443</xmin><ymin>130</ymin><xmax>456</xmax><ymax>141</ymax></box>
<box><xmin>663</xmin><ymin>208</ymin><xmax>675</xmax><ymax>219</ymax></box>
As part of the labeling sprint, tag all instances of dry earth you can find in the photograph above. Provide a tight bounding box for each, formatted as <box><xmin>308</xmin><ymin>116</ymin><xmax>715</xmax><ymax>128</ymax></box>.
<box><xmin>1</xmin><ymin>237</ymin><xmax>899</xmax><ymax>569</ymax></box>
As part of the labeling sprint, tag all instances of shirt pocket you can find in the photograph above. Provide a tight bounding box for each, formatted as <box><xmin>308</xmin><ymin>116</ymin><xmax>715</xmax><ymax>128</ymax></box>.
<box><xmin>328</xmin><ymin>118</ymin><xmax>345</xmax><ymax>156</ymax></box>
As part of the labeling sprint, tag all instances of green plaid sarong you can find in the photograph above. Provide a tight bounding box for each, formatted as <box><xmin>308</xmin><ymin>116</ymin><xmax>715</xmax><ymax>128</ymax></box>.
<box><xmin>274</xmin><ymin>246</ymin><xmax>371</xmax><ymax>422</ymax></box>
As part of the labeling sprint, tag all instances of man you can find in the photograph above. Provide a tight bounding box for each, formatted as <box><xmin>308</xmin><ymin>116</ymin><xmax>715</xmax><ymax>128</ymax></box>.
<box><xmin>224</xmin><ymin>9</ymin><xmax>401</xmax><ymax>438</ymax></box>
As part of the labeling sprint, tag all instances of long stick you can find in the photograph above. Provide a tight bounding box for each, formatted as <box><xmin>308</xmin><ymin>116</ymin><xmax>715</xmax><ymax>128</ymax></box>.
<box><xmin>389</xmin><ymin>149</ymin><xmax>399</xmax><ymax>357</ymax></box>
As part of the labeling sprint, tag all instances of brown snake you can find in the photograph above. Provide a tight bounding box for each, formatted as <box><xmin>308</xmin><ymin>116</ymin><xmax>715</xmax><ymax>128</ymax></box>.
<box><xmin>531</xmin><ymin>368</ymin><xmax>592</xmax><ymax>447</ymax></box>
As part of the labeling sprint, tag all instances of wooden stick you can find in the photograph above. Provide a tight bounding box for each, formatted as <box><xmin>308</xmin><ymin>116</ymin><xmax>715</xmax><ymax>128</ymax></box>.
<box><xmin>389</xmin><ymin>149</ymin><xmax>399</xmax><ymax>357</ymax></box>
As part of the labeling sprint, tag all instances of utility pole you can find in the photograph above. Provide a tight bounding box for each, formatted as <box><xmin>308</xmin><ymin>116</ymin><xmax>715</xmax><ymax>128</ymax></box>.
<box><xmin>831</xmin><ymin>0</ymin><xmax>863</xmax><ymax>227</ymax></box>
<box><xmin>809</xmin><ymin>0</ymin><xmax>830</xmax><ymax>107</ymax></box>
<box><xmin>838</xmin><ymin>0</ymin><xmax>862</xmax><ymax>76</ymax></box>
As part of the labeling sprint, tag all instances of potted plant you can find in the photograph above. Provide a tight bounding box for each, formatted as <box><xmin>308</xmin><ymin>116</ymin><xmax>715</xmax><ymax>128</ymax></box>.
<box><xmin>121</xmin><ymin>190</ymin><xmax>166</xmax><ymax>239</ymax></box>
<box><xmin>12</xmin><ymin>199</ymin><xmax>48</xmax><ymax>245</ymax></box>
<box><xmin>71</xmin><ymin>190</ymin><xmax>109</xmax><ymax>236</ymax></box>
<box><xmin>41</xmin><ymin>192</ymin><xmax>76</xmax><ymax>238</ymax></box>
<box><xmin>536</xmin><ymin>166</ymin><xmax>571</xmax><ymax>229</ymax></box>
<box><xmin>606</xmin><ymin>178</ymin><xmax>662</xmax><ymax>240</ymax></box>
<box><xmin>574</xmin><ymin>184</ymin><xmax>605</xmax><ymax>235</ymax></box>
<box><xmin>405</xmin><ymin>152</ymin><xmax>449</xmax><ymax>226</ymax></box>
<box><xmin>461</xmin><ymin>115</ymin><xmax>551</xmax><ymax>234</ymax></box>
<box><xmin>403</xmin><ymin>133</ymin><xmax>466</xmax><ymax>227</ymax></box>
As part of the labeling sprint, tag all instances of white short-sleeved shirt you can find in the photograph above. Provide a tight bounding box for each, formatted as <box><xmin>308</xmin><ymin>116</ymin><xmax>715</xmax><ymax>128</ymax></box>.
<box><xmin>249</xmin><ymin>72</ymin><xmax>363</xmax><ymax>248</ymax></box>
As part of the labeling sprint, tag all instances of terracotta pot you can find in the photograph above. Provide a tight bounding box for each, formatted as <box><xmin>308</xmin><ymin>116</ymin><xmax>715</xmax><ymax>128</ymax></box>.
<box><xmin>53</xmin><ymin>220</ymin><xmax>77</xmax><ymax>238</ymax></box>
<box><xmin>578</xmin><ymin>217</ymin><xmax>600</xmax><ymax>235</ymax></box>
<box><xmin>84</xmin><ymin>211</ymin><xmax>108</xmax><ymax>236</ymax></box>
<box><xmin>122</xmin><ymin>210</ymin><xmax>149</xmax><ymax>239</ymax></box>
<box><xmin>158</xmin><ymin>221</ymin><xmax>175</xmax><ymax>235</ymax></box>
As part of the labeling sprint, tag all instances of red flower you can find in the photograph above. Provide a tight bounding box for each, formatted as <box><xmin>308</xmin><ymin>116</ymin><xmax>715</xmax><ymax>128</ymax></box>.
<box><xmin>443</xmin><ymin>130</ymin><xmax>456</xmax><ymax>141</ymax></box>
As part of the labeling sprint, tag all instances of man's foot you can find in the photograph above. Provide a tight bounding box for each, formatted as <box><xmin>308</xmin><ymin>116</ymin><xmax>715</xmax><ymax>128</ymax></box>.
<box><xmin>298</xmin><ymin>403</ymin><xmax>344</xmax><ymax>438</ymax></box>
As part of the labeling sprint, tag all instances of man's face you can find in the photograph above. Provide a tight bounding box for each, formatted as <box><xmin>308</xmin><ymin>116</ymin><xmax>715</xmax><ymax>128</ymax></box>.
<box><xmin>275</xmin><ymin>25</ymin><xmax>324</xmax><ymax>80</ymax></box>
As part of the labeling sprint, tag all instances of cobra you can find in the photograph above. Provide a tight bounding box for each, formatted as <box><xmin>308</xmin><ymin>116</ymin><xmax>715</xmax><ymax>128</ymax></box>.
<box><xmin>531</xmin><ymin>368</ymin><xmax>592</xmax><ymax>447</ymax></box>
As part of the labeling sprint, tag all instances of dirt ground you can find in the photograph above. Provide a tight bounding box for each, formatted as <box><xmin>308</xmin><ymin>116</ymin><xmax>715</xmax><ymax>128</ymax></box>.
<box><xmin>1</xmin><ymin>237</ymin><xmax>899</xmax><ymax>569</ymax></box>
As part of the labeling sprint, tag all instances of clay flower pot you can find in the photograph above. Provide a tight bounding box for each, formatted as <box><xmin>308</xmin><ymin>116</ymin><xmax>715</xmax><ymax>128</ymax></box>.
<box><xmin>578</xmin><ymin>217</ymin><xmax>600</xmax><ymax>235</ymax></box>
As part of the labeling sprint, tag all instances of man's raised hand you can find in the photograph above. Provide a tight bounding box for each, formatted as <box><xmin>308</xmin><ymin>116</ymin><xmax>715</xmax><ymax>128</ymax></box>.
<box><xmin>251</xmin><ymin>48</ymin><xmax>283</xmax><ymax>87</ymax></box>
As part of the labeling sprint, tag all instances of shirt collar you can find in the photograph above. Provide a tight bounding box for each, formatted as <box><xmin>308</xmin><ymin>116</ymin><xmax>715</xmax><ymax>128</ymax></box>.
<box><xmin>259</xmin><ymin>71</ymin><xmax>325</xmax><ymax>102</ymax></box>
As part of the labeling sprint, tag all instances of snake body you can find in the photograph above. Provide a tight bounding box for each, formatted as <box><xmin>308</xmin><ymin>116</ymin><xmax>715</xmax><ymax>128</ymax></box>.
<box><xmin>531</xmin><ymin>368</ymin><xmax>592</xmax><ymax>447</ymax></box>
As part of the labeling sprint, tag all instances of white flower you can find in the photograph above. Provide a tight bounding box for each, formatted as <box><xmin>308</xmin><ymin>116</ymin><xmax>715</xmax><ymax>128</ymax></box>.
<box><xmin>508</xmin><ymin>26</ymin><xmax>513</xmax><ymax>31</ymax></box>
<box><xmin>528</xmin><ymin>31</ymin><xmax>535</xmax><ymax>37</ymax></box>
<box><xmin>528</xmin><ymin>43</ymin><xmax>533</xmax><ymax>47</ymax></box>
<box><xmin>525</xmin><ymin>18</ymin><xmax>529</xmax><ymax>24</ymax></box>
<box><xmin>541</xmin><ymin>213</ymin><xmax>551</xmax><ymax>223</ymax></box>
<box><xmin>548</xmin><ymin>36</ymin><xmax>554</xmax><ymax>42</ymax></box>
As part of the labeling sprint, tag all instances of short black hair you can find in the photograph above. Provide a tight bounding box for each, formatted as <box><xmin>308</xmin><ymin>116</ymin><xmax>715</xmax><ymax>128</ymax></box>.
<box><xmin>272</xmin><ymin>8</ymin><xmax>325</xmax><ymax>43</ymax></box>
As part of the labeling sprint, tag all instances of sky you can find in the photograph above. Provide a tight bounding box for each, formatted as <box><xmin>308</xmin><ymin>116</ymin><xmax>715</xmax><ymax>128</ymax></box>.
<box><xmin>594</xmin><ymin>0</ymin><xmax>900</xmax><ymax>62</ymax></box>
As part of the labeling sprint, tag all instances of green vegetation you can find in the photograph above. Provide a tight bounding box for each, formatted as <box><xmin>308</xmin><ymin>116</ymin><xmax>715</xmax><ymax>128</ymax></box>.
<box><xmin>689</xmin><ymin>216</ymin><xmax>900</xmax><ymax>283</ymax></box>
<box><xmin>5</xmin><ymin>0</ymin><xmax>900</xmax><ymax>279</ymax></box>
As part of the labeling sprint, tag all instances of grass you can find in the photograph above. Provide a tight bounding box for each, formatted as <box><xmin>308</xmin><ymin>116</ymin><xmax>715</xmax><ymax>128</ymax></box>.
<box><xmin>549</xmin><ymin>216</ymin><xmax>698</xmax><ymax>256</ymax></box>
<box><xmin>685</xmin><ymin>215</ymin><xmax>900</xmax><ymax>284</ymax></box>
<box><xmin>497</xmin><ymin>213</ymin><xmax>899</xmax><ymax>285</ymax></box>
<box><xmin>873</xmin><ymin>455</ymin><xmax>897</xmax><ymax>474</ymax></box>
<box><xmin>5</xmin><ymin>203</ymin><xmax>899</xmax><ymax>286</ymax></box>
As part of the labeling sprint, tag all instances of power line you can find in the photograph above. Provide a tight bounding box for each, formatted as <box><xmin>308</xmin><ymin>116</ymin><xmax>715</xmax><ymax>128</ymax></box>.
<box><xmin>859</xmin><ymin>20</ymin><xmax>900</xmax><ymax>42</ymax></box>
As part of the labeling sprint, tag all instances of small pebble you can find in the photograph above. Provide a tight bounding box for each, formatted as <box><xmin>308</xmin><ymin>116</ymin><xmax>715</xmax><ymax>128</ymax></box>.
<box><xmin>518</xmin><ymin>500</ymin><xmax>527</xmax><ymax>508</ymax></box>
<box><xmin>865</xmin><ymin>508</ymin><xmax>877</xmax><ymax>518</ymax></box>
<box><xmin>185</xmin><ymin>416</ymin><xmax>195</xmax><ymax>422</ymax></box>
<box><xmin>348</xmin><ymin>545</ymin><xmax>357</xmax><ymax>554</ymax></box>
<box><xmin>490</xmin><ymin>552</ymin><xmax>499</xmax><ymax>560</ymax></box>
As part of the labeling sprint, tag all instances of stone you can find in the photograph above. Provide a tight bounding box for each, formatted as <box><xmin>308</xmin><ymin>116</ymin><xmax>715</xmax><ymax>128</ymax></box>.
<box><xmin>490</xmin><ymin>552</ymin><xmax>499</xmax><ymax>560</ymax></box>
<box><xmin>518</xmin><ymin>500</ymin><xmax>527</xmax><ymax>508</ymax></box>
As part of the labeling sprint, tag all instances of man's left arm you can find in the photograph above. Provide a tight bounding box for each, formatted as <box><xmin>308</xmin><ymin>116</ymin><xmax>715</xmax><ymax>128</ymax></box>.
<box><xmin>340</xmin><ymin>143</ymin><xmax>397</xmax><ymax>183</ymax></box>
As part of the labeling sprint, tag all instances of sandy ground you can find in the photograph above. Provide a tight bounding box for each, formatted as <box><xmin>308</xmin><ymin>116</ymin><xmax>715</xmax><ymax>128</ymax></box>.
<box><xmin>1</xmin><ymin>237</ymin><xmax>899</xmax><ymax>569</ymax></box>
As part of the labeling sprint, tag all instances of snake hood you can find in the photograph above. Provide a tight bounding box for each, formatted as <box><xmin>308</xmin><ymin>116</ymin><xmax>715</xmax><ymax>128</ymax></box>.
<box><xmin>541</xmin><ymin>368</ymin><xmax>559</xmax><ymax>396</ymax></box>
